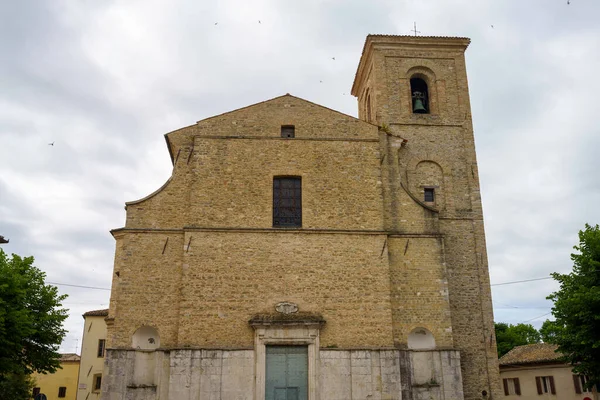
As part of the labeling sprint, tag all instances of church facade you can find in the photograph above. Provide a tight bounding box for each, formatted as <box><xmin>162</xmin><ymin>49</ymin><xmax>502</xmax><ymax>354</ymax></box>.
<box><xmin>101</xmin><ymin>35</ymin><xmax>501</xmax><ymax>400</ymax></box>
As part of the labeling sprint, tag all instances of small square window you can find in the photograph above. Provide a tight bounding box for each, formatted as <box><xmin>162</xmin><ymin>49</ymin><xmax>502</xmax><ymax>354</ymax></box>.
<box><xmin>281</xmin><ymin>125</ymin><xmax>295</xmax><ymax>138</ymax></box>
<box><xmin>58</xmin><ymin>386</ymin><xmax>67</xmax><ymax>397</ymax></box>
<box><xmin>424</xmin><ymin>188</ymin><xmax>435</xmax><ymax>202</ymax></box>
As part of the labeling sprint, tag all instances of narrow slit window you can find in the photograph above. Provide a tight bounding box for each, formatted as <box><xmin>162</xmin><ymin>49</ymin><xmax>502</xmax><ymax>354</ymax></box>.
<box><xmin>97</xmin><ymin>339</ymin><xmax>106</xmax><ymax>357</ymax></box>
<box><xmin>281</xmin><ymin>125</ymin><xmax>295</xmax><ymax>138</ymax></box>
<box><xmin>273</xmin><ymin>177</ymin><xmax>302</xmax><ymax>227</ymax></box>
<box><xmin>424</xmin><ymin>188</ymin><xmax>435</xmax><ymax>202</ymax></box>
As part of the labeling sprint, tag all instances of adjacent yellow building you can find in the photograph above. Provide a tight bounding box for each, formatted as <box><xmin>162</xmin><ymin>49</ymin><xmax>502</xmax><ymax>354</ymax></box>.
<box><xmin>32</xmin><ymin>353</ymin><xmax>80</xmax><ymax>400</ymax></box>
<box><xmin>76</xmin><ymin>309</ymin><xmax>108</xmax><ymax>400</ymax></box>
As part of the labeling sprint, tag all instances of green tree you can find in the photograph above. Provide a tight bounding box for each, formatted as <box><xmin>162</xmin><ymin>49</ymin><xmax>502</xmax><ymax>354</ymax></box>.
<box><xmin>495</xmin><ymin>322</ymin><xmax>541</xmax><ymax>358</ymax></box>
<box><xmin>0</xmin><ymin>249</ymin><xmax>68</xmax><ymax>381</ymax></box>
<box><xmin>0</xmin><ymin>372</ymin><xmax>35</xmax><ymax>400</ymax></box>
<box><xmin>547</xmin><ymin>223</ymin><xmax>600</xmax><ymax>388</ymax></box>
<box><xmin>539</xmin><ymin>319</ymin><xmax>563</xmax><ymax>343</ymax></box>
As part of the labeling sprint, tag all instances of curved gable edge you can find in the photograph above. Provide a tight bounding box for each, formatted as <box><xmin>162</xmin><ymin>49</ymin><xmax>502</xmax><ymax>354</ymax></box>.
<box><xmin>125</xmin><ymin>176</ymin><xmax>174</xmax><ymax>207</ymax></box>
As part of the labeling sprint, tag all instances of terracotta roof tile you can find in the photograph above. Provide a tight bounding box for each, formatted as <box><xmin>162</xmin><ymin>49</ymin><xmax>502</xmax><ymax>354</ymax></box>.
<box><xmin>83</xmin><ymin>308</ymin><xmax>109</xmax><ymax>317</ymax></box>
<box><xmin>499</xmin><ymin>343</ymin><xmax>561</xmax><ymax>366</ymax></box>
<box><xmin>60</xmin><ymin>353</ymin><xmax>80</xmax><ymax>362</ymax></box>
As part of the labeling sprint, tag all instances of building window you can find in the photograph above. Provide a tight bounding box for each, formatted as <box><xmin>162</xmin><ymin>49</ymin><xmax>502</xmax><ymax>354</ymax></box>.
<box><xmin>58</xmin><ymin>386</ymin><xmax>67</xmax><ymax>397</ymax></box>
<box><xmin>535</xmin><ymin>376</ymin><xmax>556</xmax><ymax>395</ymax></box>
<box><xmin>410</xmin><ymin>77</ymin><xmax>429</xmax><ymax>114</ymax></box>
<box><xmin>97</xmin><ymin>339</ymin><xmax>106</xmax><ymax>357</ymax></box>
<box><xmin>273</xmin><ymin>177</ymin><xmax>302</xmax><ymax>227</ymax></box>
<box><xmin>366</xmin><ymin>93</ymin><xmax>372</xmax><ymax>122</ymax></box>
<box><xmin>281</xmin><ymin>125</ymin><xmax>295</xmax><ymax>138</ymax></box>
<box><xmin>424</xmin><ymin>188</ymin><xmax>435</xmax><ymax>202</ymax></box>
<box><xmin>574</xmin><ymin>374</ymin><xmax>592</xmax><ymax>393</ymax></box>
<box><xmin>33</xmin><ymin>387</ymin><xmax>41</xmax><ymax>397</ymax></box>
<box><xmin>503</xmin><ymin>378</ymin><xmax>521</xmax><ymax>396</ymax></box>
<box><xmin>93</xmin><ymin>374</ymin><xmax>102</xmax><ymax>392</ymax></box>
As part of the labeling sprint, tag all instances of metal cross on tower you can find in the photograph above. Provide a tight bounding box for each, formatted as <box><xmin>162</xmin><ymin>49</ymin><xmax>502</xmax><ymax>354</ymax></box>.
<box><xmin>411</xmin><ymin>22</ymin><xmax>421</xmax><ymax>36</ymax></box>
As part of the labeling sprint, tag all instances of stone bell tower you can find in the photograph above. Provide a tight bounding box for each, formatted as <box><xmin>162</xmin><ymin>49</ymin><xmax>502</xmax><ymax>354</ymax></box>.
<box><xmin>352</xmin><ymin>35</ymin><xmax>501</xmax><ymax>400</ymax></box>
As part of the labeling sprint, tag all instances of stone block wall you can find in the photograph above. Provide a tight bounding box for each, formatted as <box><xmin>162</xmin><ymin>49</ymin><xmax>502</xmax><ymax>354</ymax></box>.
<box><xmin>104</xmin><ymin>35</ymin><xmax>502</xmax><ymax>400</ymax></box>
<box><xmin>352</xmin><ymin>35</ymin><xmax>501</xmax><ymax>399</ymax></box>
<box><xmin>102</xmin><ymin>349</ymin><xmax>462</xmax><ymax>400</ymax></box>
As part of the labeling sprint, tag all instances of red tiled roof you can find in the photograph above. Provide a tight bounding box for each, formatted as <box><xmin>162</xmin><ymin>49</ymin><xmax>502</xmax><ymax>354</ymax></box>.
<box><xmin>60</xmin><ymin>353</ymin><xmax>81</xmax><ymax>362</ymax></box>
<box><xmin>499</xmin><ymin>343</ymin><xmax>562</xmax><ymax>366</ymax></box>
<box><xmin>83</xmin><ymin>308</ymin><xmax>109</xmax><ymax>317</ymax></box>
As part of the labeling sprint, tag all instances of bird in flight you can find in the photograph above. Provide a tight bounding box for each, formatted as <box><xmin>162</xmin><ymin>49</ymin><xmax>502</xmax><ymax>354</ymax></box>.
<box><xmin>491</xmin><ymin>25</ymin><xmax>494</xmax><ymax>28</ymax></box>
<box><xmin>48</xmin><ymin>142</ymin><xmax>54</xmax><ymax>146</ymax></box>
<box><xmin>214</xmin><ymin>22</ymin><xmax>218</xmax><ymax>25</ymax></box>
<box><xmin>258</xmin><ymin>20</ymin><xmax>261</xmax><ymax>24</ymax></box>
<box><xmin>332</xmin><ymin>57</ymin><xmax>335</xmax><ymax>60</ymax></box>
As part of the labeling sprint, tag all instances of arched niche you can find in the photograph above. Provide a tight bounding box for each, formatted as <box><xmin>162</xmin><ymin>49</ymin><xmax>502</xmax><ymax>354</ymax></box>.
<box><xmin>132</xmin><ymin>326</ymin><xmax>160</xmax><ymax>350</ymax></box>
<box><xmin>413</xmin><ymin>160</ymin><xmax>444</xmax><ymax>208</ymax></box>
<box><xmin>407</xmin><ymin>327</ymin><xmax>436</xmax><ymax>350</ymax></box>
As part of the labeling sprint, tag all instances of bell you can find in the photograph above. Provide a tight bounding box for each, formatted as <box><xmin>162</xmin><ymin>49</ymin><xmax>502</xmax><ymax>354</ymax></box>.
<box><xmin>413</xmin><ymin>98</ymin><xmax>427</xmax><ymax>113</ymax></box>
<box><xmin>412</xmin><ymin>90</ymin><xmax>427</xmax><ymax>113</ymax></box>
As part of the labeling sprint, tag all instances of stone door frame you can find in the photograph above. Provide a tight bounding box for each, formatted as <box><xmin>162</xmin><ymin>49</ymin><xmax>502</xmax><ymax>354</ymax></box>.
<box><xmin>251</xmin><ymin>319</ymin><xmax>323</xmax><ymax>400</ymax></box>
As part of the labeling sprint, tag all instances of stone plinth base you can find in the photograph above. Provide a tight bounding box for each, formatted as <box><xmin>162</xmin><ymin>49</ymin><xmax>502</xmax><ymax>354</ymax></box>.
<box><xmin>100</xmin><ymin>348</ymin><xmax>464</xmax><ymax>400</ymax></box>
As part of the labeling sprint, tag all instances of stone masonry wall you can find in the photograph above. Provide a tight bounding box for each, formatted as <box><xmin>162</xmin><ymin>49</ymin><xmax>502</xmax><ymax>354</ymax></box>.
<box><xmin>352</xmin><ymin>36</ymin><xmax>501</xmax><ymax>399</ymax></box>
<box><xmin>388</xmin><ymin>236</ymin><xmax>453</xmax><ymax>348</ymax></box>
<box><xmin>105</xmin><ymin>35</ymin><xmax>501</xmax><ymax>400</ymax></box>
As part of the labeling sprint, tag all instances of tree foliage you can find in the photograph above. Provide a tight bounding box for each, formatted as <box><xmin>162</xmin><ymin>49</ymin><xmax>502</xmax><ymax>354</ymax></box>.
<box><xmin>0</xmin><ymin>249</ymin><xmax>68</xmax><ymax>376</ymax></box>
<box><xmin>495</xmin><ymin>322</ymin><xmax>541</xmax><ymax>358</ymax></box>
<box><xmin>0</xmin><ymin>372</ymin><xmax>35</xmax><ymax>400</ymax></box>
<box><xmin>539</xmin><ymin>319</ymin><xmax>563</xmax><ymax>343</ymax></box>
<box><xmin>547</xmin><ymin>223</ymin><xmax>600</xmax><ymax>387</ymax></box>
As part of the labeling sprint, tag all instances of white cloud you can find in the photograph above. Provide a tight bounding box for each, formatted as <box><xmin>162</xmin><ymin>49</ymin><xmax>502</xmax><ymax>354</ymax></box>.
<box><xmin>1</xmin><ymin>0</ymin><xmax>598</xmax><ymax>350</ymax></box>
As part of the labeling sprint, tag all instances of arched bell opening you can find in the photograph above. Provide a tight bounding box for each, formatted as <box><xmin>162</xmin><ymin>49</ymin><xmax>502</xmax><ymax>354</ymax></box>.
<box><xmin>410</xmin><ymin>77</ymin><xmax>430</xmax><ymax>114</ymax></box>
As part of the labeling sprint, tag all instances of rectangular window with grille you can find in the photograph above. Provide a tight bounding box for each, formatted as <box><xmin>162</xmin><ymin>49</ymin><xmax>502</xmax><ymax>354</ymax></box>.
<box><xmin>58</xmin><ymin>386</ymin><xmax>67</xmax><ymax>397</ymax></box>
<box><xmin>97</xmin><ymin>339</ymin><xmax>106</xmax><ymax>357</ymax></box>
<box><xmin>273</xmin><ymin>177</ymin><xmax>302</xmax><ymax>227</ymax></box>
<box><xmin>33</xmin><ymin>387</ymin><xmax>40</xmax><ymax>397</ymax></box>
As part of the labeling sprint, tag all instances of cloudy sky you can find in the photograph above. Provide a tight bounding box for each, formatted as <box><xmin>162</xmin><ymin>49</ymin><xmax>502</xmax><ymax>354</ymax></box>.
<box><xmin>1</xmin><ymin>0</ymin><xmax>598</xmax><ymax>353</ymax></box>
